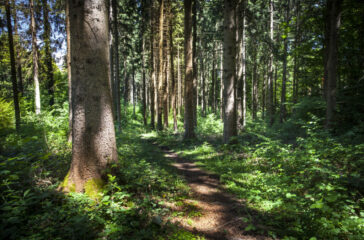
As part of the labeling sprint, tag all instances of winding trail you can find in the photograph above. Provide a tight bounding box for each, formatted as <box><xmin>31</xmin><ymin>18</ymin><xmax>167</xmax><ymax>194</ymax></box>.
<box><xmin>157</xmin><ymin>145</ymin><xmax>271</xmax><ymax>240</ymax></box>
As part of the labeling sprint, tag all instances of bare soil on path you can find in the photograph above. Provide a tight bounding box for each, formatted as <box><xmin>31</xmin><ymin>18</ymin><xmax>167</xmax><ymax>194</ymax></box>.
<box><xmin>157</xmin><ymin>145</ymin><xmax>272</xmax><ymax>240</ymax></box>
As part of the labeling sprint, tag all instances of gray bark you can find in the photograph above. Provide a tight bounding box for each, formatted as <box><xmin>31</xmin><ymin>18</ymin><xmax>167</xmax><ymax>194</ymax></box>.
<box><xmin>67</xmin><ymin>0</ymin><xmax>117</xmax><ymax>192</ymax></box>
<box><xmin>223</xmin><ymin>0</ymin><xmax>237</xmax><ymax>143</ymax></box>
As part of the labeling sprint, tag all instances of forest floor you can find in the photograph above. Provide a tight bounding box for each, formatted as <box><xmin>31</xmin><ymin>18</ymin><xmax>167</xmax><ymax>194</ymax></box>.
<box><xmin>150</xmin><ymin>142</ymin><xmax>271</xmax><ymax>240</ymax></box>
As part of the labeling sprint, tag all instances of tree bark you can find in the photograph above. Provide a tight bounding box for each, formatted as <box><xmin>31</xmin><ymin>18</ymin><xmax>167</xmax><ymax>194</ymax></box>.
<box><xmin>170</xmin><ymin>10</ymin><xmax>177</xmax><ymax>132</ymax></box>
<box><xmin>268</xmin><ymin>0</ymin><xmax>274</xmax><ymax>125</ymax></box>
<box><xmin>66</xmin><ymin>0</ymin><xmax>72</xmax><ymax>142</ymax></box>
<box><xmin>6</xmin><ymin>0</ymin><xmax>20</xmax><ymax>131</ymax></box>
<box><xmin>280</xmin><ymin>0</ymin><xmax>289</xmax><ymax>123</ymax></box>
<box><xmin>252</xmin><ymin>47</ymin><xmax>258</xmax><ymax>120</ymax></box>
<box><xmin>223</xmin><ymin>0</ymin><xmax>237</xmax><ymax>143</ymax></box>
<box><xmin>184</xmin><ymin>0</ymin><xmax>195</xmax><ymax>139</ymax></box>
<box><xmin>157</xmin><ymin>0</ymin><xmax>164</xmax><ymax>130</ymax></box>
<box><xmin>112</xmin><ymin>0</ymin><xmax>121</xmax><ymax>129</ymax></box>
<box><xmin>324</xmin><ymin>0</ymin><xmax>342</xmax><ymax>128</ymax></box>
<box><xmin>192</xmin><ymin>0</ymin><xmax>198</xmax><ymax>127</ymax></box>
<box><xmin>42</xmin><ymin>0</ymin><xmax>54</xmax><ymax>106</ymax></box>
<box><xmin>30</xmin><ymin>0</ymin><xmax>41</xmax><ymax>114</ymax></box>
<box><xmin>11</xmin><ymin>0</ymin><xmax>23</xmax><ymax>95</ymax></box>
<box><xmin>65</xmin><ymin>0</ymin><xmax>117</xmax><ymax>193</ymax></box>
<box><xmin>149</xmin><ymin>0</ymin><xmax>155</xmax><ymax>129</ymax></box>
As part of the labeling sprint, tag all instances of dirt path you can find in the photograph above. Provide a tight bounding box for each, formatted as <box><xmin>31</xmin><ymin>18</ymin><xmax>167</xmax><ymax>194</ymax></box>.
<box><xmin>158</xmin><ymin>146</ymin><xmax>271</xmax><ymax>240</ymax></box>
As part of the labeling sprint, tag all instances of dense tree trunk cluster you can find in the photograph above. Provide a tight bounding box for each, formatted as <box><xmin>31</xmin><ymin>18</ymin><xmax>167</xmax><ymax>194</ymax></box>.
<box><xmin>2</xmin><ymin>0</ymin><xmax>362</xmax><ymax>193</ymax></box>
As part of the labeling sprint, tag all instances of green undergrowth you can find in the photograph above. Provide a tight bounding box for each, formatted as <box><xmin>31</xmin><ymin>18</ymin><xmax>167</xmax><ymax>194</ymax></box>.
<box><xmin>151</xmin><ymin>107</ymin><xmax>364</xmax><ymax>239</ymax></box>
<box><xmin>0</xmin><ymin>105</ymin><xmax>204</xmax><ymax>240</ymax></box>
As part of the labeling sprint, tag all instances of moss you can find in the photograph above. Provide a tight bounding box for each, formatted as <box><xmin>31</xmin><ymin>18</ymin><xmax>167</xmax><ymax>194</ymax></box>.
<box><xmin>60</xmin><ymin>171</ymin><xmax>76</xmax><ymax>192</ymax></box>
<box><xmin>84</xmin><ymin>178</ymin><xmax>104</xmax><ymax>200</ymax></box>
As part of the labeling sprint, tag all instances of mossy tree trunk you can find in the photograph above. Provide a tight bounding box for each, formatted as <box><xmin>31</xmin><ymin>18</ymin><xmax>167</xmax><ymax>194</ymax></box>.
<box><xmin>63</xmin><ymin>0</ymin><xmax>117</xmax><ymax>195</ymax></box>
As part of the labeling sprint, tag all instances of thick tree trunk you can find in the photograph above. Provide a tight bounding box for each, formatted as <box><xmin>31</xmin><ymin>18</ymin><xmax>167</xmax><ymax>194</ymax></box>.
<box><xmin>223</xmin><ymin>0</ymin><xmax>237</xmax><ymax>143</ymax></box>
<box><xmin>30</xmin><ymin>0</ymin><xmax>41</xmax><ymax>114</ymax></box>
<box><xmin>6</xmin><ymin>0</ymin><xmax>20</xmax><ymax>131</ymax></box>
<box><xmin>324</xmin><ymin>0</ymin><xmax>342</xmax><ymax>128</ymax></box>
<box><xmin>42</xmin><ymin>0</ymin><xmax>54</xmax><ymax>106</ymax></box>
<box><xmin>65</xmin><ymin>0</ymin><xmax>117</xmax><ymax>194</ymax></box>
<box><xmin>184</xmin><ymin>0</ymin><xmax>195</xmax><ymax>139</ymax></box>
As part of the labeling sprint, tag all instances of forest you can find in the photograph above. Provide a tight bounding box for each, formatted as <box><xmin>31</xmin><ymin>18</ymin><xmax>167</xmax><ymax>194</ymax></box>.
<box><xmin>0</xmin><ymin>0</ymin><xmax>363</xmax><ymax>239</ymax></box>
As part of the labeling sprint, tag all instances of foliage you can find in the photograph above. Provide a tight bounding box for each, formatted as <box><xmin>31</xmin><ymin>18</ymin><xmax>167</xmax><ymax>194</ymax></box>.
<box><xmin>152</xmin><ymin>108</ymin><xmax>364</xmax><ymax>240</ymax></box>
<box><xmin>0</xmin><ymin>106</ymin><xmax>203</xmax><ymax>240</ymax></box>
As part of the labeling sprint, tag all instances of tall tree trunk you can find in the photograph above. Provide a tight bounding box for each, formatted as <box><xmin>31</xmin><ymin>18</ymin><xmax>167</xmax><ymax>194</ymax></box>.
<box><xmin>201</xmin><ymin>48</ymin><xmax>206</xmax><ymax>116</ymax></box>
<box><xmin>292</xmin><ymin>0</ymin><xmax>300</xmax><ymax>104</ymax></box>
<box><xmin>280</xmin><ymin>0</ymin><xmax>289</xmax><ymax>123</ymax></box>
<box><xmin>6</xmin><ymin>0</ymin><xmax>20</xmax><ymax>131</ymax></box>
<box><xmin>242</xmin><ymin>5</ymin><xmax>246</xmax><ymax>129</ymax></box>
<box><xmin>184</xmin><ymin>0</ymin><xmax>195</xmax><ymax>139</ymax></box>
<box><xmin>123</xmin><ymin>57</ymin><xmax>129</xmax><ymax>105</ymax></box>
<box><xmin>192</xmin><ymin>0</ymin><xmax>198</xmax><ymax>127</ymax></box>
<box><xmin>252</xmin><ymin>47</ymin><xmax>258</xmax><ymax>120</ymax></box>
<box><xmin>66</xmin><ymin>0</ymin><xmax>72</xmax><ymax>142</ymax></box>
<box><xmin>157</xmin><ymin>0</ymin><xmax>164</xmax><ymax>130</ymax></box>
<box><xmin>170</xmin><ymin>11</ymin><xmax>177</xmax><ymax>132</ymax></box>
<box><xmin>220</xmin><ymin>43</ymin><xmax>223</xmax><ymax>120</ymax></box>
<box><xmin>42</xmin><ymin>0</ymin><xmax>54</xmax><ymax>106</ymax></box>
<box><xmin>132</xmin><ymin>54</ymin><xmax>136</xmax><ymax>117</ymax></box>
<box><xmin>109</xmin><ymin>3</ymin><xmax>114</xmax><ymax>117</ymax></box>
<box><xmin>324</xmin><ymin>0</ymin><xmax>342</xmax><ymax>128</ymax></box>
<box><xmin>163</xmin><ymin>3</ymin><xmax>170</xmax><ymax>129</ymax></box>
<box><xmin>65</xmin><ymin>0</ymin><xmax>117</xmax><ymax>194</ymax></box>
<box><xmin>149</xmin><ymin>0</ymin><xmax>155</xmax><ymax>129</ymax></box>
<box><xmin>268</xmin><ymin>0</ymin><xmax>274</xmax><ymax>125</ymax></box>
<box><xmin>211</xmin><ymin>42</ymin><xmax>216</xmax><ymax>113</ymax></box>
<box><xmin>112</xmin><ymin>0</ymin><xmax>121</xmax><ymax>129</ymax></box>
<box><xmin>223</xmin><ymin>0</ymin><xmax>237</xmax><ymax>143</ymax></box>
<box><xmin>30</xmin><ymin>0</ymin><xmax>41</xmax><ymax>114</ymax></box>
<box><xmin>11</xmin><ymin>0</ymin><xmax>23</xmax><ymax>95</ymax></box>
<box><xmin>177</xmin><ymin>46</ymin><xmax>181</xmax><ymax>116</ymax></box>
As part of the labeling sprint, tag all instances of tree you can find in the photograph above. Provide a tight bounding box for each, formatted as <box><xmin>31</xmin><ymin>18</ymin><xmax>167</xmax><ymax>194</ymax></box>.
<box><xmin>66</xmin><ymin>0</ymin><xmax>72</xmax><ymax>142</ymax></box>
<box><xmin>62</xmin><ymin>0</ymin><xmax>117</xmax><ymax>193</ymax></box>
<box><xmin>223</xmin><ymin>0</ymin><xmax>237</xmax><ymax>143</ymax></box>
<box><xmin>280</xmin><ymin>0</ymin><xmax>289</xmax><ymax>123</ymax></box>
<box><xmin>268</xmin><ymin>0</ymin><xmax>274</xmax><ymax>125</ymax></box>
<box><xmin>41</xmin><ymin>0</ymin><xmax>54</xmax><ymax>106</ymax></box>
<box><xmin>157</xmin><ymin>0</ymin><xmax>164</xmax><ymax>130</ymax></box>
<box><xmin>149</xmin><ymin>0</ymin><xmax>156</xmax><ymax>129</ymax></box>
<box><xmin>30</xmin><ymin>0</ymin><xmax>41</xmax><ymax>114</ymax></box>
<box><xmin>112</xmin><ymin>0</ymin><xmax>121</xmax><ymax>129</ymax></box>
<box><xmin>184</xmin><ymin>0</ymin><xmax>195</xmax><ymax>139</ymax></box>
<box><xmin>324</xmin><ymin>0</ymin><xmax>342</xmax><ymax>128</ymax></box>
<box><xmin>5</xmin><ymin>0</ymin><xmax>20</xmax><ymax>131</ymax></box>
